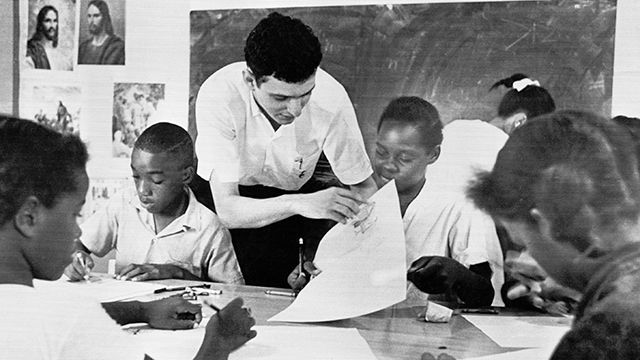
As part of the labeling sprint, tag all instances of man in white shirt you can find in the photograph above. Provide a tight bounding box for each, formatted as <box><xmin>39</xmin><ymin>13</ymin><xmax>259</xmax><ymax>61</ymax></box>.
<box><xmin>195</xmin><ymin>12</ymin><xmax>377</xmax><ymax>287</ymax></box>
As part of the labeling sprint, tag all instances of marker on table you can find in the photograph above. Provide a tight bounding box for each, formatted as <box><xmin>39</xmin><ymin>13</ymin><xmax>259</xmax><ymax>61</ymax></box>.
<box><xmin>298</xmin><ymin>237</ymin><xmax>305</xmax><ymax>276</ymax></box>
<box><xmin>153</xmin><ymin>283</ymin><xmax>214</xmax><ymax>294</ymax></box>
<box><xmin>264</xmin><ymin>289</ymin><xmax>296</xmax><ymax>298</ymax></box>
<box><xmin>76</xmin><ymin>252</ymin><xmax>90</xmax><ymax>281</ymax></box>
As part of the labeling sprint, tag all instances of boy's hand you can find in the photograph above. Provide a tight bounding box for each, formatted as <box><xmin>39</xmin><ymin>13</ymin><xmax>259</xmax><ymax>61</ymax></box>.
<box><xmin>63</xmin><ymin>250</ymin><xmax>94</xmax><ymax>281</ymax></box>
<box><xmin>407</xmin><ymin>256</ymin><xmax>467</xmax><ymax>294</ymax></box>
<box><xmin>116</xmin><ymin>263</ymin><xmax>186</xmax><ymax>281</ymax></box>
<box><xmin>195</xmin><ymin>297</ymin><xmax>257</xmax><ymax>360</ymax></box>
<box><xmin>143</xmin><ymin>295</ymin><xmax>203</xmax><ymax>330</ymax></box>
<box><xmin>287</xmin><ymin>261</ymin><xmax>321</xmax><ymax>291</ymax></box>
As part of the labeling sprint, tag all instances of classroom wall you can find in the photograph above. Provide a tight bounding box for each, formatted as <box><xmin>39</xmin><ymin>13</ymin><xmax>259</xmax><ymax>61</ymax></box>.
<box><xmin>0</xmin><ymin>0</ymin><xmax>16</xmax><ymax>114</ymax></box>
<box><xmin>7</xmin><ymin>0</ymin><xmax>640</xmax><ymax>182</ymax></box>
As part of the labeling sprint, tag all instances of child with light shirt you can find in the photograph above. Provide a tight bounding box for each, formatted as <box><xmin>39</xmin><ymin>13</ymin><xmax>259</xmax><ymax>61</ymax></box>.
<box><xmin>290</xmin><ymin>97</ymin><xmax>503</xmax><ymax>307</ymax></box>
<box><xmin>65</xmin><ymin>122</ymin><xmax>244</xmax><ymax>284</ymax></box>
<box><xmin>0</xmin><ymin>116</ymin><xmax>256</xmax><ymax>360</ymax></box>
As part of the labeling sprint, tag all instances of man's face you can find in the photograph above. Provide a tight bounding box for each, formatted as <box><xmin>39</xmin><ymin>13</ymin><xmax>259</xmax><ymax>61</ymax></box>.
<box><xmin>42</xmin><ymin>9</ymin><xmax>58</xmax><ymax>41</ymax></box>
<box><xmin>250</xmin><ymin>74</ymin><xmax>315</xmax><ymax>126</ymax></box>
<box><xmin>373</xmin><ymin>120</ymin><xmax>437</xmax><ymax>194</ymax></box>
<box><xmin>87</xmin><ymin>4</ymin><xmax>104</xmax><ymax>35</ymax></box>
<box><xmin>130</xmin><ymin>149</ymin><xmax>188</xmax><ymax>215</ymax></box>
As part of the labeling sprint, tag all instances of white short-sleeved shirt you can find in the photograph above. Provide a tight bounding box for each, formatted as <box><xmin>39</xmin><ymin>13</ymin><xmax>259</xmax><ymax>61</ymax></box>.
<box><xmin>428</xmin><ymin>119</ymin><xmax>508</xmax><ymax>195</ymax></box>
<box><xmin>404</xmin><ymin>181</ymin><xmax>505</xmax><ymax>306</ymax></box>
<box><xmin>195</xmin><ymin>61</ymin><xmax>373</xmax><ymax>190</ymax></box>
<box><xmin>0</xmin><ymin>284</ymin><xmax>144</xmax><ymax>360</ymax></box>
<box><xmin>81</xmin><ymin>187</ymin><xmax>244</xmax><ymax>284</ymax></box>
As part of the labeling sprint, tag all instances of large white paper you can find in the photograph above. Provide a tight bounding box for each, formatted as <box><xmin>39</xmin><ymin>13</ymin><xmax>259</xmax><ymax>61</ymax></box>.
<box><xmin>462</xmin><ymin>315</ymin><xmax>571</xmax><ymax>348</ymax></box>
<box><xmin>463</xmin><ymin>346</ymin><xmax>558</xmax><ymax>360</ymax></box>
<box><xmin>269</xmin><ymin>181</ymin><xmax>406</xmax><ymax>322</ymax></box>
<box><xmin>132</xmin><ymin>325</ymin><xmax>376</xmax><ymax>360</ymax></box>
<box><xmin>34</xmin><ymin>273</ymin><xmax>163</xmax><ymax>302</ymax></box>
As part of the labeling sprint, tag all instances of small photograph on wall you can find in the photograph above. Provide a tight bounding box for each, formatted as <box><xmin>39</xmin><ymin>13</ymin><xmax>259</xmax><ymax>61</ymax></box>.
<box><xmin>112</xmin><ymin>82</ymin><xmax>165</xmax><ymax>158</ymax></box>
<box><xmin>24</xmin><ymin>0</ymin><xmax>76</xmax><ymax>71</ymax></box>
<box><xmin>20</xmin><ymin>84</ymin><xmax>81</xmax><ymax>135</ymax></box>
<box><xmin>78</xmin><ymin>0</ymin><xmax>126</xmax><ymax>65</ymax></box>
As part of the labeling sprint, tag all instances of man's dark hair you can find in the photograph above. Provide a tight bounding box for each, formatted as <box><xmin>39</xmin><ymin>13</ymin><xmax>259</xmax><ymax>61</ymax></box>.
<box><xmin>32</xmin><ymin>5</ymin><xmax>58</xmax><ymax>47</ymax></box>
<box><xmin>88</xmin><ymin>0</ymin><xmax>114</xmax><ymax>36</ymax></box>
<box><xmin>0</xmin><ymin>116</ymin><xmax>88</xmax><ymax>225</ymax></box>
<box><xmin>134</xmin><ymin>122</ymin><xmax>194</xmax><ymax>168</ymax></box>
<box><xmin>377</xmin><ymin>96</ymin><xmax>443</xmax><ymax>151</ymax></box>
<box><xmin>244</xmin><ymin>12</ymin><xmax>322</xmax><ymax>84</ymax></box>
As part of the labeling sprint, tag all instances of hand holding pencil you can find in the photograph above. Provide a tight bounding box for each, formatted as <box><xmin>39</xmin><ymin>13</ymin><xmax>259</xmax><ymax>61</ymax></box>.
<box><xmin>63</xmin><ymin>250</ymin><xmax>94</xmax><ymax>281</ymax></box>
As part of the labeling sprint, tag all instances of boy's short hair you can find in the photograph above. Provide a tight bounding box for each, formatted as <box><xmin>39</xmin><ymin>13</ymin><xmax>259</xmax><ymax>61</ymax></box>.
<box><xmin>244</xmin><ymin>12</ymin><xmax>322</xmax><ymax>84</ymax></box>
<box><xmin>377</xmin><ymin>96</ymin><xmax>443</xmax><ymax>151</ymax></box>
<box><xmin>133</xmin><ymin>122</ymin><xmax>194</xmax><ymax>168</ymax></box>
<box><xmin>0</xmin><ymin>116</ymin><xmax>88</xmax><ymax>225</ymax></box>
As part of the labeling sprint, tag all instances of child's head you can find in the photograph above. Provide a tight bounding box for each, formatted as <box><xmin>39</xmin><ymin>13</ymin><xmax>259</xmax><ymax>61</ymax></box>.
<box><xmin>0</xmin><ymin>116</ymin><xmax>89</xmax><ymax>280</ymax></box>
<box><xmin>131</xmin><ymin>122</ymin><xmax>194</xmax><ymax>214</ymax></box>
<box><xmin>490</xmin><ymin>73</ymin><xmax>556</xmax><ymax>134</ymax></box>
<box><xmin>469</xmin><ymin>110</ymin><xmax>640</xmax><ymax>287</ymax></box>
<box><xmin>373</xmin><ymin>96</ymin><xmax>442</xmax><ymax>194</ymax></box>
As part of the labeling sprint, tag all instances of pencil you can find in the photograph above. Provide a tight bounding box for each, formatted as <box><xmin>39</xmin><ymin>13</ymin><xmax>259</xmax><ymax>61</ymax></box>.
<box><xmin>298</xmin><ymin>237</ymin><xmax>304</xmax><ymax>275</ymax></box>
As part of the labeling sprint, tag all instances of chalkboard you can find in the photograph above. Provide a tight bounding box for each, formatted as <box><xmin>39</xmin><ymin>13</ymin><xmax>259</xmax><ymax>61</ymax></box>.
<box><xmin>189</xmin><ymin>1</ymin><xmax>616</xmax><ymax>153</ymax></box>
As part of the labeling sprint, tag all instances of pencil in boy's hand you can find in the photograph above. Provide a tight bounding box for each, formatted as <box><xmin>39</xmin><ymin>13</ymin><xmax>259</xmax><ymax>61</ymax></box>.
<box><xmin>298</xmin><ymin>237</ymin><xmax>304</xmax><ymax>275</ymax></box>
<box><xmin>76</xmin><ymin>252</ymin><xmax>90</xmax><ymax>281</ymax></box>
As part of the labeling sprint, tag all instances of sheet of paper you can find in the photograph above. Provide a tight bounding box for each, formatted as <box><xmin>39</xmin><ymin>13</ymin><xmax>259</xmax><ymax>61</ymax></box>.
<box><xmin>462</xmin><ymin>315</ymin><xmax>571</xmax><ymax>348</ymax></box>
<box><xmin>132</xmin><ymin>325</ymin><xmax>376</xmax><ymax>360</ymax></box>
<box><xmin>463</xmin><ymin>346</ymin><xmax>557</xmax><ymax>360</ymax></box>
<box><xmin>269</xmin><ymin>181</ymin><xmax>406</xmax><ymax>322</ymax></box>
<box><xmin>34</xmin><ymin>273</ymin><xmax>163</xmax><ymax>302</ymax></box>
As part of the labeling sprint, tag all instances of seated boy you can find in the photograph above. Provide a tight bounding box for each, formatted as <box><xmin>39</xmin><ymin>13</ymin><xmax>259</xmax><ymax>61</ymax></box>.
<box><xmin>65</xmin><ymin>122</ymin><xmax>244</xmax><ymax>284</ymax></box>
<box><xmin>290</xmin><ymin>97</ymin><xmax>503</xmax><ymax>307</ymax></box>
<box><xmin>0</xmin><ymin>116</ymin><xmax>256</xmax><ymax>359</ymax></box>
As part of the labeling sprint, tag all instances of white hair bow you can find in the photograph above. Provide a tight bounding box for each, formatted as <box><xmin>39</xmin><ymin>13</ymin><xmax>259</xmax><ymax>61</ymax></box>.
<box><xmin>512</xmin><ymin>78</ymin><xmax>540</xmax><ymax>92</ymax></box>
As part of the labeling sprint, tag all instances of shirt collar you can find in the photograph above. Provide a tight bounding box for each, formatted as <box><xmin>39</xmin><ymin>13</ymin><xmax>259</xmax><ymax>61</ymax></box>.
<box><xmin>132</xmin><ymin>186</ymin><xmax>200</xmax><ymax>233</ymax></box>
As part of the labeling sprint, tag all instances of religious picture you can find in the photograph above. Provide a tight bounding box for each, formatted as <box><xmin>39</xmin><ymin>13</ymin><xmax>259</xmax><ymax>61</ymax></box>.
<box><xmin>20</xmin><ymin>83</ymin><xmax>81</xmax><ymax>135</ymax></box>
<box><xmin>25</xmin><ymin>0</ymin><xmax>75</xmax><ymax>71</ymax></box>
<box><xmin>112</xmin><ymin>82</ymin><xmax>165</xmax><ymax>158</ymax></box>
<box><xmin>78</xmin><ymin>0</ymin><xmax>126</xmax><ymax>65</ymax></box>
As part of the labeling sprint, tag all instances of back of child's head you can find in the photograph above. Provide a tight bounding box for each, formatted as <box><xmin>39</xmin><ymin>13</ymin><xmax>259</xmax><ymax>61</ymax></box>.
<box><xmin>133</xmin><ymin>122</ymin><xmax>194</xmax><ymax>168</ymax></box>
<box><xmin>244</xmin><ymin>12</ymin><xmax>322</xmax><ymax>84</ymax></box>
<box><xmin>491</xmin><ymin>73</ymin><xmax>556</xmax><ymax>119</ymax></box>
<box><xmin>0</xmin><ymin>116</ymin><xmax>88</xmax><ymax>225</ymax></box>
<box><xmin>378</xmin><ymin>96</ymin><xmax>443</xmax><ymax>151</ymax></box>
<box><xmin>469</xmin><ymin>110</ymin><xmax>640</xmax><ymax>252</ymax></box>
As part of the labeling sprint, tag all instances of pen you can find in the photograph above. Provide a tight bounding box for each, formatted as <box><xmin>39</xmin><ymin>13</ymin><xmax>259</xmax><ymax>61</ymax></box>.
<box><xmin>298</xmin><ymin>237</ymin><xmax>304</xmax><ymax>276</ymax></box>
<box><xmin>264</xmin><ymin>289</ymin><xmax>296</xmax><ymax>298</ymax></box>
<box><xmin>460</xmin><ymin>308</ymin><xmax>499</xmax><ymax>315</ymax></box>
<box><xmin>153</xmin><ymin>283</ymin><xmax>212</xmax><ymax>294</ymax></box>
<box><xmin>76</xmin><ymin>252</ymin><xmax>90</xmax><ymax>281</ymax></box>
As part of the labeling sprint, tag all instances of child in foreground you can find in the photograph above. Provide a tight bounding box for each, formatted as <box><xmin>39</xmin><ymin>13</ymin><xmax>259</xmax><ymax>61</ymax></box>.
<box><xmin>65</xmin><ymin>122</ymin><xmax>243</xmax><ymax>284</ymax></box>
<box><xmin>0</xmin><ymin>116</ymin><xmax>256</xmax><ymax>360</ymax></box>
<box><xmin>469</xmin><ymin>110</ymin><xmax>640</xmax><ymax>359</ymax></box>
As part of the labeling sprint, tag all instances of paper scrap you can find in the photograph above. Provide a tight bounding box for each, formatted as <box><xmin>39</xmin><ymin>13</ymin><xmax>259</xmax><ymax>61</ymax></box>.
<box><xmin>269</xmin><ymin>181</ymin><xmax>406</xmax><ymax>322</ymax></box>
<box><xmin>462</xmin><ymin>315</ymin><xmax>571</xmax><ymax>348</ymax></box>
<box><xmin>423</xmin><ymin>301</ymin><xmax>453</xmax><ymax>323</ymax></box>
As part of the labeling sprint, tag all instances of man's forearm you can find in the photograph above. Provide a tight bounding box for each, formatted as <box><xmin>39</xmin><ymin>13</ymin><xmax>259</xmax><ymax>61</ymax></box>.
<box><xmin>215</xmin><ymin>193</ymin><xmax>300</xmax><ymax>229</ymax></box>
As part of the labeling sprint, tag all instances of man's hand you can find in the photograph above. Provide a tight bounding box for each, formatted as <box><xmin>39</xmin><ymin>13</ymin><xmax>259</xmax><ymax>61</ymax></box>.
<box><xmin>293</xmin><ymin>187</ymin><xmax>367</xmax><ymax>224</ymax></box>
<box><xmin>195</xmin><ymin>297</ymin><xmax>257</xmax><ymax>360</ymax></box>
<box><xmin>142</xmin><ymin>295</ymin><xmax>203</xmax><ymax>330</ymax></box>
<box><xmin>287</xmin><ymin>261</ymin><xmax>322</xmax><ymax>291</ymax></box>
<box><xmin>63</xmin><ymin>250</ymin><xmax>94</xmax><ymax>281</ymax></box>
<box><xmin>116</xmin><ymin>263</ymin><xmax>190</xmax><ymax>281</ymax></box>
